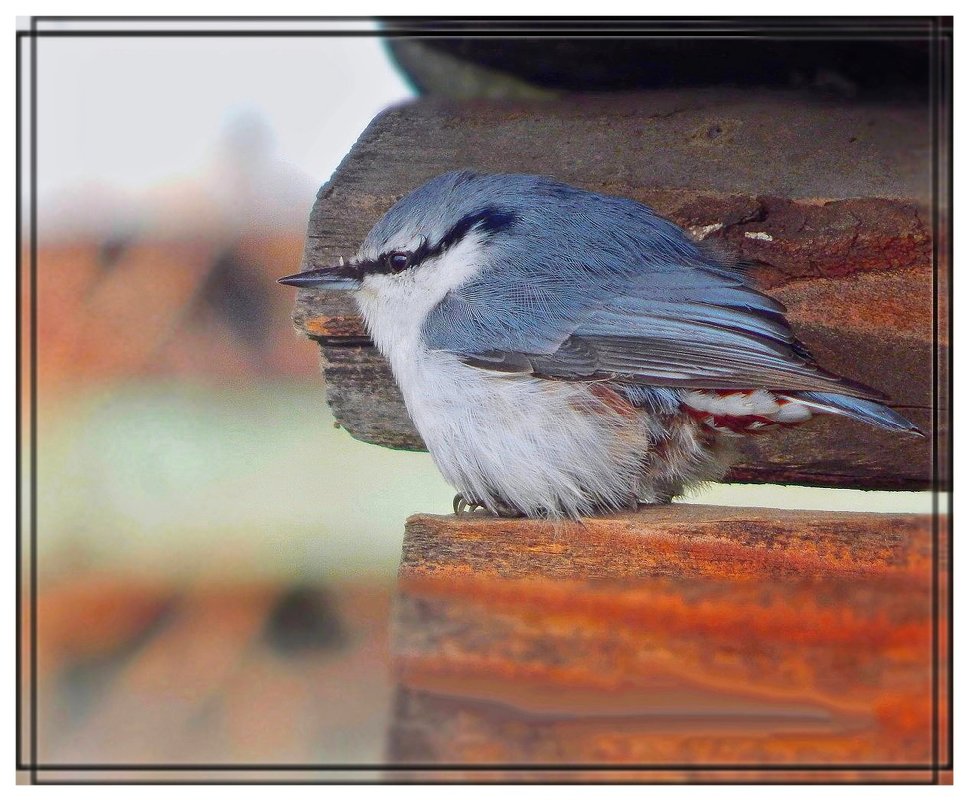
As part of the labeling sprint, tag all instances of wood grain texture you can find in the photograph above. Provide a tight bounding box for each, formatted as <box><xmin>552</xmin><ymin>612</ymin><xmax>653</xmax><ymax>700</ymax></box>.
<box><xmin>291</xmin><ymin>91</ymin><xmax>945</xmax><ymax>488</ymax></box>
<box><xmin>387</xmin><ymin>505</ymin><xmax>943</xmax><ymax>774</ymax></box>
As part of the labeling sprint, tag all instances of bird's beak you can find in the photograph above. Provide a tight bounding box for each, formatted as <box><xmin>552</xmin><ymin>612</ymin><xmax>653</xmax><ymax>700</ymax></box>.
<box><xmin>277</xmin><ymin>261</ymin><xmax>360</xmax><ymax>291</ymax></box>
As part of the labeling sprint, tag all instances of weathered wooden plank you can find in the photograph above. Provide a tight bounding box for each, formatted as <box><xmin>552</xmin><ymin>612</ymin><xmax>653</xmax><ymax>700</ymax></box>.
<box><xmin>387</xmin><ymin>506</ymin><xmax>941</xmax><ymax>771</ymax></box>
<box><xmin>291</xmin><ymin>91</ymin><xmax>943</xmax><ymax>489</ymax></box>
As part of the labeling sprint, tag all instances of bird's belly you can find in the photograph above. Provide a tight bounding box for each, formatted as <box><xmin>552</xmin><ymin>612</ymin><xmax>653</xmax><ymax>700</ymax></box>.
<box><xmin>393</xmin><ymin>350</ymin><xmax>652</xmax><ymax>517</ymax></box>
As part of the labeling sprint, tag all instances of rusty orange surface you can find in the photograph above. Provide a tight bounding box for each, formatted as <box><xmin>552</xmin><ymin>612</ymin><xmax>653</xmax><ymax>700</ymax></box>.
<box><xmin>391</xmin><ymin>507</ymin><xmax>946</xmax><ymax>771</ymax></box>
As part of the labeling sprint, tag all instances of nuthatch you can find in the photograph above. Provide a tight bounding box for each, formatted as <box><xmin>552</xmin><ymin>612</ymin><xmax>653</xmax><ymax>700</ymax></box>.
<box><xmin>280</xmin><ymin>171</ymin><xmax>920</xmax><ymax>519</ymax></box>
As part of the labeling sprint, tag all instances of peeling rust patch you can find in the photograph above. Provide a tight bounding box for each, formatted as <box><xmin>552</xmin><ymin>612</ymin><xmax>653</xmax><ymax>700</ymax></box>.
<box><xmin>719</xmin><ymin>196</ymin><xmax>932</xmax><ymax>288</ymax></box>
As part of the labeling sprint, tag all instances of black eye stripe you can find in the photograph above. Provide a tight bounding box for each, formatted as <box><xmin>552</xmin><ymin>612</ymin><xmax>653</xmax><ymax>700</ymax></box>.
<box><xmin>434</xmin><ymin>207</ymin><xmax>519</xmax><ymax>254</ymax></box>
<box><xmin>409</xmin><ymin>206</ymin><xmax>519</xmax><ymax>269</ymax></box>
<box><xmin>359</xmin><ymin>205</ymin><xmax>519</xmax><ymax>278</ymax></box>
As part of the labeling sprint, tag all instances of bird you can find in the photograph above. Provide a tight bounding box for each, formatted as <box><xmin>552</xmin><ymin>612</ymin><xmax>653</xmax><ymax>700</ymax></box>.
<box><xmin>279</xmin><ymin>171</ymin><xmax>921</xmax><ymax>519</ymax></box>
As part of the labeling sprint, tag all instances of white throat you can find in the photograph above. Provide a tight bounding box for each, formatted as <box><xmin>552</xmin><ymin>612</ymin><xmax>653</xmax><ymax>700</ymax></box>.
<box><xmin>351</xmin><ymin>229</ymin><xmax>486</xmax><ymax>370</ymax></box>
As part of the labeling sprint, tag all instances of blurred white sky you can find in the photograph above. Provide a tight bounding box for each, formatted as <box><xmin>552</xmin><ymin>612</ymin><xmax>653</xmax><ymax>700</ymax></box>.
<box><xmin>36</xmin><ymin>33</ymin><xmax>413</xmax><ymax>231</ymax></box>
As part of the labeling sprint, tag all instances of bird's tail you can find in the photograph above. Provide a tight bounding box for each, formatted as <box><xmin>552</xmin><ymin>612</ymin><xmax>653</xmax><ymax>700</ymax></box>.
<box><xmin>780</xmin><ymin>391</ymin><xmax>924</xmax><ymax>436</ymax></box>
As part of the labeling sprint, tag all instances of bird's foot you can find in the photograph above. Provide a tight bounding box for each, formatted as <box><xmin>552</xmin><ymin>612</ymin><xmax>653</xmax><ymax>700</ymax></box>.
<box><xmin>452</xmin><ymin>493</ymin><xmax>525</xmax><ymax>518</ymax></box>
<box><xmin>452</xmin><ymin>493</ymin><xmax>483</xmax><ymax>515</ymax></box>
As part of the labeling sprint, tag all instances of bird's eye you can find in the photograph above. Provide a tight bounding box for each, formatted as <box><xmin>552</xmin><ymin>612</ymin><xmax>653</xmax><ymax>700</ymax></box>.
<box><xmin>387</xmin><ymin>252</ymin><xmax>411</xmax><ymax>273</ymax></box>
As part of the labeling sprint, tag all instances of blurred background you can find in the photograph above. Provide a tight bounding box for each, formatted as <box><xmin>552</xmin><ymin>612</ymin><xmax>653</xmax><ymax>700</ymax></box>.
<box><xmin>24</xmin><ymin>21</ymin><xmax>935</xmax><ymax>770</ymax></box>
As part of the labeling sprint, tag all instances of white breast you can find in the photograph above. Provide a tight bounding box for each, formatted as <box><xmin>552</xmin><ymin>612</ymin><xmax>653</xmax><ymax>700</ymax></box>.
<box><xmin>402</xmin><ymin>347</ymin><xmax>660</xmax><ymax>517</ymax></box>
<box><xmin>356</xmin><ymin>278</ymin><xmax>655</xmax><ymax>515</ymax></box>
<box><xmin>350</xmin><ymin>238</ymin><xmax>676</xmax><ymax>517</ymax></box>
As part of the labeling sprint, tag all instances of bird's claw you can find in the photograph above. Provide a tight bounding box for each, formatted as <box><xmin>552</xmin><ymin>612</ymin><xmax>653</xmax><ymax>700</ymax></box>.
<box><xmin>453</xmin><ymin>493</ymin><xmax>525</xmax><ymax>517</ymax></box>
<box><xmin>452</xmin><ymin>493</ymin><xmax>483</xmax><ymax>515</ymax></box>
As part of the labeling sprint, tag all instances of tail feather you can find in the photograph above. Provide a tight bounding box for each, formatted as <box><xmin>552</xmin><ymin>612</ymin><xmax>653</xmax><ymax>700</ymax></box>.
<box><xmin>782</xmin><ymin>391</ymin><xmax>924</xmax><ymax>436</ymax></box>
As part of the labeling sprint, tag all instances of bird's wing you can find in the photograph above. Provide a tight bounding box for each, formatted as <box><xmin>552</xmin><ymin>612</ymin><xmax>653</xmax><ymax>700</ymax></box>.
<box><xmin>423</xmin><ymin>259</ymin><xmax>882</xmax><ymax>400</ymax></box>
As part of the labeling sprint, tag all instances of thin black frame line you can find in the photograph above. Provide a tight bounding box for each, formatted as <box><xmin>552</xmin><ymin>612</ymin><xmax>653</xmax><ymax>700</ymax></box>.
<box><xmin>14</xmin><ymin>29</ymin><xmax>23</xmax><ymax>774</ymax></box>
<box><xmin>30</xmin><ymin>15</ymin><xmax>940</xmax><ymax>29</ymax></box>
<box><xmin>929</xmin><ymin>20</ymin><xmax>955</xmax><ymax>778</ymax></box>
<box><xmin>28</xmin><ymin>14</ymin><xmax>938</xmax><ymax>21</ymax></box>
<box><xmin>931</xmin><ymin>15</ymin><xmax>954</xmax><ymax>782</ymax></box>
<box><xmin>20</xmin><ymin>14</ymin><xmax>953</xmax><ymax>783</ymax></box>
<box><xmin>14</xmin><ymin>20</ymin><xmax>941</xmax><ymax>40</ymax></box>
<box><xmin>945</xmin><ymin>28</ymin><xmax>955</xmax><ymax>776</ymax></box>
<box><xmin>27</xmin><ymin>778</ymin><xmax>940</xmax><ymax>787</ymax></box>
<box><xmin>929</xmin><ymin>16</ymin><xmax>940</xmax><ymax>784</ymax></box>
<box><xmin>932</xmin><ymin>12</ymin><xmax>954</xmax><ymax>784</ymax></box>
<box><xmin>23</xmin><ymin>19</ymin><xmax>939</xmax><ymax>33</ymax></box>
<box><xmin>18</xmin><ymin>17</ymin><xmax>951</xmax><ymax>776</ymax></box>
<box><xmin>29</xmin><ymin>12</ymin><xmax>38</xmax><ymax>788</ymax></box>
<box><xmin>942</xmin><ymin>19</ymin><xmax>953</xmax><ymax>778</ymax></box>
<box><xmin>22</xmin><ymin>762</ymin><xmax>950</xmax><ymax>772</ymax></box>
<box><xmin>26</xmin><ymin>776</ymin><xmax>933</xmax><ymax>787</ymax></box>
<box><xmin>20</xmin><ymin>10</ymin><xmax>952</xmax><ymax>776</ymax></box>
<box><xmin>15</xmin><ymin>31</ymin><xmax>941</xmax><ymax>40</ymax></box>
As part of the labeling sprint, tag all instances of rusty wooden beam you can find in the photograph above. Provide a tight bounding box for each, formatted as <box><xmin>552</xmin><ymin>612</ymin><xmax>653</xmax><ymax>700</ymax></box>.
<box><xmin>291</xmin><ymin>90</ymin><xmax>944</xmax><ymax>489</ymax></box>
<box><xmin>387</xmin><ymin>505</ymin><xmax>942</xmax><ymax>774</ymax></box>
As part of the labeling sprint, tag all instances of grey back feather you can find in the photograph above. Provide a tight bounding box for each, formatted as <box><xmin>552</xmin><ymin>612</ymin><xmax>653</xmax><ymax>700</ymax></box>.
<box><xmin>382</xmin><ymin>171</ymin><xmax>880</xmax><ymax>399</ymax></box>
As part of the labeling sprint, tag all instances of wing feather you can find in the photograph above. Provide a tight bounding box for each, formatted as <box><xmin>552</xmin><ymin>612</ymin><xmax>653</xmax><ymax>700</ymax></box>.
<box><xmin>419</xmin><ymin>176</ymin><xmax>880</xmax><ymax>400</ymax></box>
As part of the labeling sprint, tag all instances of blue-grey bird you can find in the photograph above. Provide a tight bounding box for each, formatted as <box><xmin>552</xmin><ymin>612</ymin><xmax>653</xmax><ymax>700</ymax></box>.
<box><xmin>279</xmin><ymin>171</ymin><xmax>920</xmax><ymax>519</ymax></box>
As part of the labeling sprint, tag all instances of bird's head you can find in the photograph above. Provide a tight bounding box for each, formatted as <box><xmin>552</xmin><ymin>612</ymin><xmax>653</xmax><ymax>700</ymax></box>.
<box><xmin>278</xmin><ymin>171</ymin><xmax>525</xmax><ymax>309</ymax></box>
